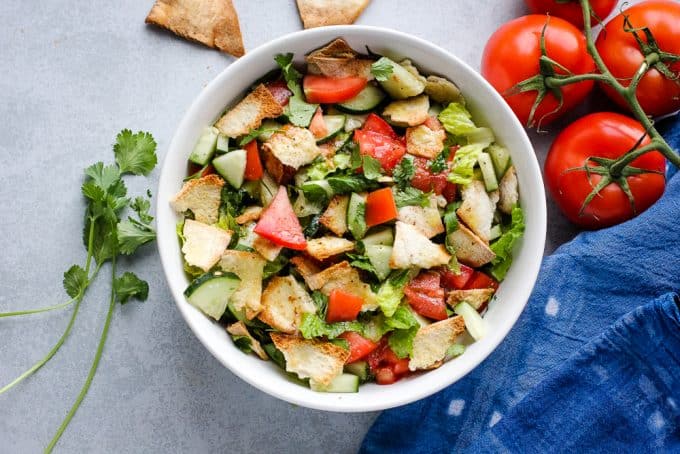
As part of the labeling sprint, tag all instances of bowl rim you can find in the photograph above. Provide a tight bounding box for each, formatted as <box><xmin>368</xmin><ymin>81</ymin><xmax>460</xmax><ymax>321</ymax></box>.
<box><xmin>156</xmin><ymin>25</ymin><xmax>547</xmax><ymax>412</ymax></box>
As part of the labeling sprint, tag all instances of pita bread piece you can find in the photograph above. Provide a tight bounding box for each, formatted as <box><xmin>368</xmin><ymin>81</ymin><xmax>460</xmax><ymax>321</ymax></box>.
<box><xmin>296</xmin><ymin>0</ymin><xmax>371</xmax><ymax>29</ymax></box>
<box><xmin>146</xmin><ymin>0</ymin><xmax>245</xmax><ymax>57</ymax></box>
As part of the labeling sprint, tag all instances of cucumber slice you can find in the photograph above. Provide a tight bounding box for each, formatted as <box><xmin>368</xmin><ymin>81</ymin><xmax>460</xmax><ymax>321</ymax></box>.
<box><xmin>258</xmin><ymin>119</ymin><xmax>282</xmax><ymax>141</ymax></box>
<box><xmin>337</xmin><ymin>84</ymin><xmax>387</xmax><ymax>113</ymax></box>
<box><xmin>373</xmin><ymin>57</ymin><xmax>426</xmax><ymax>99</ymax></box>
<box><xmin>347</xmin><ymin>192</ymin><xmax>368</xmax><ymax>240</ymax></box>
<box><xmin>488</xmin><ymin>224</ymin><xmax>502</xmax><ymax>241</ymax></box>
<box><xmin>362</xmin><ymin>227</ymin><xmax>394</xmax><ymax>246</ymax></box>
<box><xmin>477</xmin><ymin>152</ymin><xmax>499</xmax><ymax>192</ymax></box>
<box><xmin>189</xmin><ymin>126</ymin><xmax>219</xmax><ymax>165</ymax></box>
<box><xmin>260</xmin><ymin>172</ymin><xmax>278</xmax><ymax>207</ymax></box>
<box><xmin>216</xmin><ymin>134</ymin><xmax>230</xmax><ymax>153</ymax></box>
<box><xmin>310</xmin><ymin>373</ymin><xmax>360</xmax><ymax>393</ymax></box>
<box><xmin>454</xmin><ymin>302</ymin><xmax>487</xmax><ymax>341</ymax></box>
<box><xmin>213</xmin><ymin>149</ymin><xmax>247</xmax><ymax>189</ymax></box>
<box><xmin>184</xmin><ymin>271</ymin><xmax>241</xmax><ymax>320</ymax></box>
<box><xmin>365</xmin><ymin>244</ymin><xmax>393</xmax><ymax>280</ymax></box>
<box><xmin>344</xmin><ymin>114</ymin><xmax>368</xmax><ymax>132</ymax></box>
<box><xmin>344</xmin><ymin>361</ymin><xmax>369</xmax><ymax>382</ymax></box>
<box><xmin>317</xmin><ymin>115</ymin><xmax>346</xmax><ymax>143</ymax></box>
<box><xmin>488</xmin><ymin>144</ymin><xmax>511</xmax><ymax>179</ymax></box>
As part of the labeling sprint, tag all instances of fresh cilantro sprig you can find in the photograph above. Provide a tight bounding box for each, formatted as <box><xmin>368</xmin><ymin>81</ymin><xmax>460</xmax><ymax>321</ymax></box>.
<box><xmin>371</xmin><ymin>57</ymin><xmax>394</xmax><ymax>82</ymax></box>
<box><xmin>393</xmin><ymin>156</ymin><xmax>415</xmax><ymax>189</ymax></box>
<box><xmin>274</xmin><ymin>53</ymin><xmax>318</xmax><ymax>127</ymax></box>
<box><xmin>0</xmin><ymin>130</ymin><xmax>158</xmax><ymax>452</ymax></box>
<box><xmin>394</xmin><ymin>187</ymin><xmax>431</xmax><ymax>208</ymax></box>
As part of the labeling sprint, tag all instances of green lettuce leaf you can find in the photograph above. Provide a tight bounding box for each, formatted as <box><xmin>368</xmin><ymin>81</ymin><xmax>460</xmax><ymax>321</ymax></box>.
<box><xmin>447</xmin><ymin>143</ymin><xmax>486</xmax><ymax>185</ymax></box>
<box><xmin>298</xmin><ymin>313</ymin><xmax>363</xmax><ymax>339</ymax></box>
<box><xmin>376</xmin><ymin>270</ymin><xmax>412</xmax><ymax>317</ymax></box>
<box><xmin>438</xmin><ymin>102</ymin><xmax>478</xmax><ymax>136</ymax></box>
<box><xmin>489</xmin><ymin>206</ymin><xmax>525</xmax><ymax>280</ymax></box>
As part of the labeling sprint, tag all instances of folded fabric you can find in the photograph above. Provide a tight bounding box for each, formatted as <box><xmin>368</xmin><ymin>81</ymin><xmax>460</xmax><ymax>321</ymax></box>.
<box><xmin>360</xmin><ymin>116</ymin><xmax>680</xmax><ymax>453</ymax></box>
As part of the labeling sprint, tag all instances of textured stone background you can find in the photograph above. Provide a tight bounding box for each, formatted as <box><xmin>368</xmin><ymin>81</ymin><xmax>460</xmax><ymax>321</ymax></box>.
<box><xmin>0</xmin><ymin>0</ymin><xmax>595</xmax><ymax>452</ymax></box>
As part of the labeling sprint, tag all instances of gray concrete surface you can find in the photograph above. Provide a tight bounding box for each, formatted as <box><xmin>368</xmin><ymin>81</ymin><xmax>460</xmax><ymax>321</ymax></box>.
<box><xmin>0</xmin><ymin>0</ymin><xmax>586</xmax><ymax>452</ymax></box>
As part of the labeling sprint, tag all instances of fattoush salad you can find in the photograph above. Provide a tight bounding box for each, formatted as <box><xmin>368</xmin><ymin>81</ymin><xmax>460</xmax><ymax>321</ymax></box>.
<box><xmin>170</xmin><ymin>39</ymin><xmax>524</xmax><ymax>392</ymax></box>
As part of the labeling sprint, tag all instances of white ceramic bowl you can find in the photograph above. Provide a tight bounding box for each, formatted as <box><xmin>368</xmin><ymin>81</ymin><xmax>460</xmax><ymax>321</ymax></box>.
<box><xmin>157</xmin><ymin>26</ymin><xmax>546</xmax><ymax>412</ymax></box>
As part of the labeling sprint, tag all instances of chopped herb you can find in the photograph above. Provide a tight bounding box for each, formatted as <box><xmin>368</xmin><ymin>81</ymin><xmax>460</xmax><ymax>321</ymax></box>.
<box><xmin>371</xmin><ymin>57</ymin><xmax>394</xmax><ymax>82</ymax></box>
<box><xmin>394</xmin><ymin>187</ymin><xmax>431</xmax><ymax>208</ymax></box>
<box><xmin>429</xmin><ymin>147</ymin><xmax>450</xmax><ymax>173</ymax></box>
<box><xmin>393</xmin><ymin>156</ymin><xmax>415</xmax><ymax>189</ymax></box>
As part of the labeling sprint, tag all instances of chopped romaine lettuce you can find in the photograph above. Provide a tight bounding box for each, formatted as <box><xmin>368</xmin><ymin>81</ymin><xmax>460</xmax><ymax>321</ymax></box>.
<box><xmin>489</xmin><ymin>206</ymin><xmax>525</xmax><ymax>280</ymax></box>
<box><xmin>376</xmin><ymin>270</ymin><xmax>412</xmax><ymax>317</ymax></box>
<box><xmin>438</xmin><ymin>102</ymin><xmax>478</xmax><ymax>136</ymax></box>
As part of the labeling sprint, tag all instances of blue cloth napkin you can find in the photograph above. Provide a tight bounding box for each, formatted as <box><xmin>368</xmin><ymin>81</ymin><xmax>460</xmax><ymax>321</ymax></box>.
<box><xmin>361</xmin><ymin>117</ymin><xmax>680</xmax><ymax>454</ymax></box>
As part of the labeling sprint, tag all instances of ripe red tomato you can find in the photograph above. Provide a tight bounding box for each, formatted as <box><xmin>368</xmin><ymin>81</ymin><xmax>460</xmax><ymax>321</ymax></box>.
<box><xmin>308</xmin><ymin>107</ymin><xmax>328</xmax><ymax>139</ymax></box>
<box><xmin>253</xmin><ymin>186</ymin><xmax>307</xmax><ymax>249</ymax></box>
<box><xmin>404</xmin><ymin>271</ymin><xmax>448</xmax><ymax>321</ymax></box>
<box><xmin>482</xmin><ymin>15</ymin><xmax>595</xmax><ymax>127</ymax></box>
<box><xmin>464</xmin><ymin>272</ymin><xmax>499</xmax><ymax>291</ymax></box>
<box><xmin>243</xmin><ymin>140</ymin><xmax>263</xmax><ymax>181</ymax></box>
<box><xmin>524</xmin><ymin>0</ymin><xmax>617</xmax><ymax>28</ymax></box>
<box><xmin>362</xmin><ymin>114</ymin><xmax>400</xmax><ymax>140</ymax></box>
<box><xmin>440</xmin><ymin>264</ymin><xmax>475</xmax><ymax>290</ymax></box>
<box><xmin>354</xmin><ymin>129</ymin><xmax>406</xmax><ymax>172</ymax></box>
<box><xmin>339</xmin><ymin>332</ymin><xmax>378</xmax><ymax>363</ymax></box>
<box><xmin>365</xmin><ymin>188</ymin><xmax>398</xmax><ymax>227</ymax></box>
<box><xmin>326</xmin><ymin>289</ymin><xmax>363</xmax><ymax>323</ymax></box>
<box><xmin>266</xmin><ymin>80</ymin><xmax>292</xmax><ymax>106</ymax></box>
<box><xmin>596</xmin><ymin>1</ymin><xmax>680</xmax><ymax>117</ymax></box>
<box><xmin>545</xmin><ymin>112</ymin><xmax>666</xmax><ymax>229</ymax></box>
<box><xmin>410</xmin><ymin>157</ymin><xmax>456</xmax><ymax>200</ymax></box>
<box><xmin>367</xmin><ymin>339</ymin><xmax>411</xmax><ymax>385</ymax></box>
<box><xmin>302</xmin><ymin>75</ymin><xmax>367</xmax><ymax>104</ymax></box>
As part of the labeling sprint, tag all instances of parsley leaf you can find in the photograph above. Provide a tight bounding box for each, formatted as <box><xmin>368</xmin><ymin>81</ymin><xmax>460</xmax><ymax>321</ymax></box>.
<box><xmin>238</xmin><ymin>126</ymin><xmax>280</xmax><ymax>146</ymax></box>
<box><xmin>113</xmin><ymin>129</ymin><xmax>158</xmax><ymax>176</ymax></box>
<box><xmin>117</xmin><ymin>219</ymin><xmax>155</xmax><ymax>255</ymax></box>
<box><xmin>311</xmin><ymin>291</ymin><xmax>329</xmax><ymax>318</ymax></box>
<box><xmin>274</xmin><ymin>53</ymin><xmax>302</xmax><ymax>94</ymax></box>
<box><xmin>263</xmin><ymin>254</ymin><xmax>289</xmax><ymax>280</ymax></box>
<box><xmin>429</xmin><ymin>147</ymin><xmax>450</xmax><ymax>173</ymax></box>
<box><xmin>362</xmin><ymin>155</ymin><xmax>383</xmax><ymax>180</ymax></box>
<box><xmin>232</xmin><ymin>335</ymin><xmax>253</xmax><ymax>354</ymax></box>
<box><xmin>392</xmin><ymin>156</ymin><xmax>415</xmax><ymax>189</ymax></box>
<box><xmin>286</xmin><ymin>95</ymin><xmax>318</xmax><ymax>127</ymax></box>
<box><xmin>113</xmin><ymin>272</ymin><xmax>149</xmax><ymax>304</ymax></box>
<box><xmin>298</xmin><ymin>313</ymin><xmax>363</xmax><ymax>339</ymax></box>
<box><xmin>394</xmin><ymin>187</ymin><xmax>430</xmax><ymax>208</ymax></box>
<box><xmin>327</xmin><ymin>174</ymin><xmax>379</xmax><ymax>194</ymax></box>
<box><xmin>63</xmin><ymin>265</ymin><xmax>88</xmax><ymax>299</ymax></box>
<box><xmin>131</xmin><ymin>196</ymin><xmax>153</xmax><ymax>224</ymax></box>
<box><xmin>371</xmin><ymin>57</ymin><xmax>394</xmax><ymax>82</ymax></box>
<box><xmin>347</xmin><ymin>253</ymin><xmax>379</xmax><ymax>277</ymax></box>
<box><xmin>85</xmin><ymin>162</ymin><xmax>122</xmax><ymax>193</ymax></box>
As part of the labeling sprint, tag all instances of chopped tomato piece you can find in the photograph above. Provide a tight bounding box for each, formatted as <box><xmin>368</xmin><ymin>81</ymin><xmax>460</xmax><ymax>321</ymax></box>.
<box><xmin>354</xmin><ymin>129</ymin><xmax>407</xmax><ymax>172</ymax></box>
<box><xmin>326</xmin><ymin>289</ymin><xmax>363</xmax><ymax>323</ymax></box>
<box><xmin>253</xmin><ymin>186</ymin><xmax>306</xmax><ymax>250</ymax></box>
<box><xmin>464</xmin><ymin>271</ymin><xmax>499</xmax><ymax>291</ymax></box>
<box><xmin>362</xmin><ymin>113</ymin><xmax>400</xmax><ymax>139</ymax></box>
<box><xmin>243</xmin><ymin>140</ymin><xmax>263</xmax><ymax>181</ymax></box>
<box><xmin>423</xmin><ymin>116</ymin><xmax>444</xmax><ymax>131</ymax></box>
<box><xmin>200</xmin><ymin>164</ymin><xmax>216</xmax><ymax>177</ymax></box>
<box><xmin>410</xmin><ymin>157</ymin><xmax>449</xmax><ymax>195</ymax></box>
<box><xmin>266</xmin><ymin>80</ymin><xmax>292</xmax><ymax>106</ymax></box>
<box><xmin>440</xmin><ymin>264</ymin><xmax>475</xmax><ymax>290</ymax></box>
<box><xmin>406</xmin><ymin>271</ymin><xmax>442</xmax><ymax>296</ymax></box>
<box><xmin>308</xmin><ymin>107</ymin><xmax>328</xmax><ymax>139</ymax></box>
<box><xmin>339</xmin><ymin>332</ymin><xmax>378</xmax><ymax>363</ymax></box>
<box><xmin>442</xmin><ymin>182</ymin><xmax>457</xmax><ymax>203</ymax></box>
<box><xmin>303</xmin><ymin>75</ymin><xmax>367</xmax><ymax>104</ymax></box>
<box><xmin>404</xmin><ymin>271</ymin><xmax>448</xmax><ymax>321</ymax></box>
<box><xmin>365</xmin><ymin>188</ymin><xmax>398</xmax><ymax>227</ymax></box>
<box><xmin>367</xmin><ymin>339</ymin><xmax>411</xmax><ymax>385</ymax></box>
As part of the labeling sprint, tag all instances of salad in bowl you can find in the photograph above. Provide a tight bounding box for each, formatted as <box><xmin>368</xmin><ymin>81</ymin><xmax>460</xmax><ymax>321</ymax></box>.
<box><xmin>168</xmin><ymin>38</ymin><xmax>524</xmax><ymax>394</ymax></box>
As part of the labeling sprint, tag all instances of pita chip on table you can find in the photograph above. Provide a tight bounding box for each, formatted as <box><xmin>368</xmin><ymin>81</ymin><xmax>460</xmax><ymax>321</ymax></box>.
<box><xmin>296</xmin><ymin>0</ymin><xmax>371</xmax><ymax>29</ymax></box>
<box><xmin>145</xmin><ymin>0</ymin><xmax>245</xmax><ymax>57</ymax></box>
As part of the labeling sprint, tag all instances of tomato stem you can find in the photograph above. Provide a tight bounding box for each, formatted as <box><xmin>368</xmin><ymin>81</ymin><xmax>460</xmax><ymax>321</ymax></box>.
<box><xmin>577</xmin><ymin>0</ymin><xmax>680</xmax><ymax>171</ymax></box>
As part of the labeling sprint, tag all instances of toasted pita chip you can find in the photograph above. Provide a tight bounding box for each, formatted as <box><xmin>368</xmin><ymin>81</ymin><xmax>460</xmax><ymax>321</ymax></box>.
<box><xmin>306</xmin><ymin>38</ymin><xmax>374</xmax><ymax>79</ymax></box>
<box><xmin>296</xmin><ymin>0</ymin><xmax>371</xmax><ymax>29</ymax></box>
<box><xmin>215</xmin><ymin>84</ymin><xmax>284</xmax><ymax>139</ymax></box>
<box><xmin>145</xmin><ymin>0</ymin><xmax>245</xmax><ymax>57</ymax></box>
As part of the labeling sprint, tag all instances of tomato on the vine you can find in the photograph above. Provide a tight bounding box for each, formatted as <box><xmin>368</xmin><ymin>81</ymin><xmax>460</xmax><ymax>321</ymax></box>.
<box><xmin>596</xmin><ymin>1</ymin><xmax>680</xmax><ymax>117</ymax></box>
<box><xmin>545</xmin><ymin>112</ymin><xmax>666</xmax><ymax>229</ymax></box>
<box><xmin>524</xmin><ymin>0</ymin><xmax>617</xmax><ymax>28</ymax></box>
<box><xmin>481</xmin><ymin>15</ymin><xmax>595</xmax><ymax>127</ymax></box>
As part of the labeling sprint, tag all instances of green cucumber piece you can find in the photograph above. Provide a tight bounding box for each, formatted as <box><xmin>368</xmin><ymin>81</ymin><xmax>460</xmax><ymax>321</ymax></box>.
<box><xmin>344</xmin><ymin>114</ymin><xmax>368</xmax><ymax>132</ymax></box>
<box><xmin>213</xmin><ymin>149</ymin><xmax>247</xmax><ymax>189</ymax></box>
<box><xmin>258</xmin><ymin>119</ymin><xmax>282</xmax><ymax>141</ymax></box>
<box><xmin>477</xmin><ymin>152</ymin><xmax>499</xmax><ymax>192</ymax></box>
<box><xmin>488</xmin><ymin>224</ymin><xmax>502</xmax><ymax>241</ymax></box>
<box><xmin>337</xmin><ymin>85</ymin><xmax>386</xmax><ymax>113</ymax></box>
<box><xmin>260</xmin><ymin>172</ymin><xmax>278</xmax><ymax>207</ymax></box>
<box><xmin>454</xmin><ymin>302</ymin><xmax>487</xmax><ymax>341</ymax></box>
<box><xmin>310</xmin><ymin>373</ymin><xmax>360</xmax><ymax>393</ymax></box>
<box><xmin>344</xmin><ymin>361</ymin><xmax>370</xmax><ymax>382</ymax></box>
<box><xmin>365</xmin><ymin>244</ymin><xmax>393</xmax><ymax>280</ymax></box>
<box><xmin>216</xmin><ymin>134</ymin><xmax>230</xmax><ymax>153</ymax></box>
<box><xmin>488</xmin><ymin>144</ymin><xmax>511</xmax><ymax>179</ymax></box>
<box><xmin>189</xmin><ymin>126</ymin><xmax>219</xmax><ymax>165</ymax></box>
<box><xmin>373</xmin><ymin>57</ymin><xmax>426</xmax><ymax>99</ymax></box>
<box><xmin>184</xmin><ymin>271</ymin><xmax>241</xmax><ymax>320</ymax></box>
<box><xmin>347</xmin><ymin>192</ymin><xmax>368</xmax><ymax>240</ymax></box>
<box><xmin>317</xmin><ymin>115</ymin><xmax>346</xmax><ymax>143</ymax></box>
<box><xmin>362</xmin><ymin>227</ymin><xmax>394</xmax><ymax>246</ymax></box>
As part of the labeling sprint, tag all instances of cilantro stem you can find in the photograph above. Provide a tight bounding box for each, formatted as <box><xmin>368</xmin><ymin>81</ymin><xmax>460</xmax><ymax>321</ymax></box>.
<box><xmin>0</xmin><ymin>298</ymin><xmax>76</xmax><ymax>318</ymax></box>
<box><xmin>0</xmin><ymin>220</ymin><xmax>100</xmax><ymax>395</ymax></box>
<box><xmin>46</xmin><ymin>256</ymin><xmax>117</xmax><ymax>453</ymax></box>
